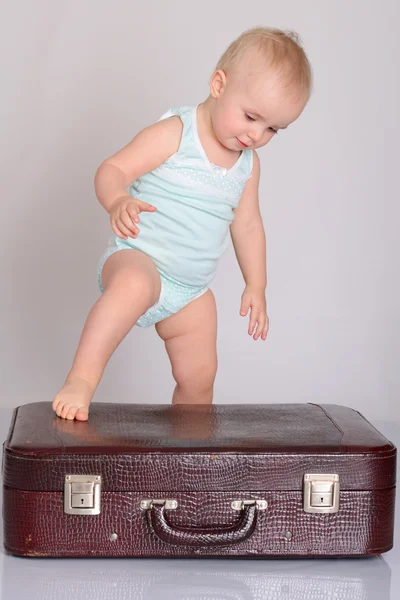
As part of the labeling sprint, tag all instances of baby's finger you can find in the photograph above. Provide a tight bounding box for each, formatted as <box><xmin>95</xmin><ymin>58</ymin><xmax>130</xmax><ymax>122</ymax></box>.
<box><xmin>111</xmin><ymin>221</ymin><xmax>128</xmax><ymax>240</ymax></box>
<box><xmin>116</xmin><ymin>219</ymin><xmax>135</xmax><ymax>238</ymax></box>
<box><xmin>121</xmin><ymin>212</ymin><xmax>140</xmax><ymax>235</ymax></box>
<box><xmin>253</xmin><ymin>316</ymin><xmax>265</xmax><ymax>340</ymax></box>
<box><xmin>138</xmin><ymin>201</ymin><xmax>157</xmax><ymax>213</ymax></box>
<box><xmin>261</xmin><ymin>316</ymin><xmax>270</xmax><ymax>340</ymax></box>
<box><xmin>126</xmin><ymin>207</ymin><xmax>140</xmax><ymax>224</ymax></box>
<box><xmin>248</xmin><ymin>308</ymin><xmax>258</xmax><ymax>336</ymax></box>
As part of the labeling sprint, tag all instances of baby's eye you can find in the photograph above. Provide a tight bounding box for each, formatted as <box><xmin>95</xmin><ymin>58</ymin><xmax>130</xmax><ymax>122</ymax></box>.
<box><xmin>246</xmin><ymin>114</ymin><xmax>278</xmax><ymax>135</ymax></box>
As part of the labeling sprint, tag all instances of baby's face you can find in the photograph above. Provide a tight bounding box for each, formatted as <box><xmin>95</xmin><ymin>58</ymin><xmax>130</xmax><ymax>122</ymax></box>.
<box><xmin>211</xmin><ymin>64</ymin><xmax>308</xmax><ymax>152</ymax></box>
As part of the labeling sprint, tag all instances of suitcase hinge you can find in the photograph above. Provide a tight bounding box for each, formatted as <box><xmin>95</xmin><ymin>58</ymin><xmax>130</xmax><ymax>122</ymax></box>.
<box><xmin>64</xmin><ymin>475</ymin><xmax>101</xmax><ymax>515</ymax></box>
<box><xmin>303</xmin><ymin>473</ymin><xmax>340</xmax><ymax>513</ymax></box>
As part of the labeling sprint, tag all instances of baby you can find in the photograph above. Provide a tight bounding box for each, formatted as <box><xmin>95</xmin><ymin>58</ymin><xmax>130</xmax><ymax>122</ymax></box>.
<box><xmin>52</xmin><ymin>26</ymin><xmax>312</xmax><ymax>420</ymax></box>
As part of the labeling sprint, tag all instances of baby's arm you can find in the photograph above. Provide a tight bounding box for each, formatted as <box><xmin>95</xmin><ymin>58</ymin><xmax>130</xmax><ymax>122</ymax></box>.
<box><xmin>230</xmin><ymin>151</ymin><xmax>266</xmax><ymax>287</ymax></box>
<box><xmin>230</xmin><ymin>151</ymin><xmax>269</xmax><ymax>341</ymax></box>
<box><xmin>94</xmin><ymin>116</ymin><xmax>183</xmax><ymax>213</ymax></box>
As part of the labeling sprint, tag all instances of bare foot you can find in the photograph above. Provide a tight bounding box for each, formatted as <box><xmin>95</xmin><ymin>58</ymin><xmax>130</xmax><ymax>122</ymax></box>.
<box><xmin>52</xmin><ymin>376</ymin><xmax>96</xmax><ymax>421</ymax></box>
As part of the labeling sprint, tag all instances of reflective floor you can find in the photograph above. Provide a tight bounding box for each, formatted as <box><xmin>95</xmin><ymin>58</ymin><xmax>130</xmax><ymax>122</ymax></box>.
<box><xmin>0</xmin><ymin>408</ymin><xmax>398</xmax><ymax>600</ymax></box>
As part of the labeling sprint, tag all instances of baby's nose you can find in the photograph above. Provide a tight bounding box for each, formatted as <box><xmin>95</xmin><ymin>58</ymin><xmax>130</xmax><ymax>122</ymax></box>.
<box><xmin>248</xmin><ymin>129</ymin><xmax>262</xmax><ymax>143</ymax></box>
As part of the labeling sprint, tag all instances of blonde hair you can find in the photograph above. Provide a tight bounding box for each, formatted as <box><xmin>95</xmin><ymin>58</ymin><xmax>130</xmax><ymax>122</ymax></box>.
<box><xmin>214</xmin><ymin>26</ymin><xmax>313</xmax><ymax>99</ymax></box>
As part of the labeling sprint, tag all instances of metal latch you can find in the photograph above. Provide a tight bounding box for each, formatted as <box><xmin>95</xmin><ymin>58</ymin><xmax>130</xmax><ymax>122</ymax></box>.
<box><xmin>140</xmin><ymin>499</ymin><xmax>178</xmax><ymax>510</ymax></box>
<box><xmin>139</xmin><ymin>498</ymin><xmax>268</xmax><ymax>511</ymax></box>
<box><xmin>231</xmin><ymin>499</ymin><xmax>268</xmax><ymax>511</ymax></box>
<box><xmin>303</xmin><ymin>473</ymin><xmax>340</xmax><ymax>513</ymax></box>
<box><xmin>64</xmin><ymin>475</ymin><xmax>101</xmax><ymax>515</ymax></box>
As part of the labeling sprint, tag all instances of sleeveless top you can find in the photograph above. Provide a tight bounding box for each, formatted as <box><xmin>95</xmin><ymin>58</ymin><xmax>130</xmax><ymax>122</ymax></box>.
<box><xmin>123</xmin><ymin>104</ymin><xmax>254</xmax><ymax>288</ymax></box>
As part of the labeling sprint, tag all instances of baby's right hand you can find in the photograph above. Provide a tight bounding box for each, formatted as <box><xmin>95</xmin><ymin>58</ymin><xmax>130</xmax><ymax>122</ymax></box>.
<box><xmin>109</xmin><ymin>195</ymin><xmax>157</xmax><ymax>240</ymax></box>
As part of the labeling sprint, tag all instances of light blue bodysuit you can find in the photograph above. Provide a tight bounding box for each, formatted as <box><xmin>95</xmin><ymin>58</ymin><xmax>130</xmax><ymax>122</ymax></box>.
<box><xmin>97</xmin><ymin>104</ymin><xmax>253</xmax><ymax>327</ymax></box>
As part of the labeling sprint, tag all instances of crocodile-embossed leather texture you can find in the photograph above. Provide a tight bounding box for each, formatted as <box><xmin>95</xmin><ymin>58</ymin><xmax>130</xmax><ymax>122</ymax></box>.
<box><xmin>2</xmin><ymin>402</ymin><xmax>397</xmax><ymax>557</ymax></box>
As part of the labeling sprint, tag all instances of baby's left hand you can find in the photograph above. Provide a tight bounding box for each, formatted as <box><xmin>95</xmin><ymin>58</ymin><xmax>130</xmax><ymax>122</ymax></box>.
<box><xmin>240</xmin><ymin>285</ymin><xmax>269</xmax><ymax>340</ymax></box>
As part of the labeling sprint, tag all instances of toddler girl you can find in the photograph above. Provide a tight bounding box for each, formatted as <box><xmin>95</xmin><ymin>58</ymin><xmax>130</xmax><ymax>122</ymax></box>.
<box><xmin>52</xmin><ymin>26</ymin><xmax>313</xmax><ymax>420</ymax></box>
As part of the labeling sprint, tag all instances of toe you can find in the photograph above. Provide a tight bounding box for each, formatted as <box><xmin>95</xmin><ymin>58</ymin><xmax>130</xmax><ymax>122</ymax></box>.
<box><xmin>60</xmin><ymin>403</ymin><xmax>72</xmax><ymax>419</ymax></box>
<box><xmin>52</xmin><ymin>397</ymin><xmax>61</xmax><ymax>412</ymax></box>
<box><xmin>56</xmin><ymin>402</ymin><xmax>65</xmax><ymax>417</ymax></box>
<box><xmin>75</xmin><ymin>407</ymin><xmax>89</xmax><ymax>421</ymax></box>
<box><xmin>66</xmin><ymin>407</ymin><xmax>78</xmax><ymax>420</ymax></box>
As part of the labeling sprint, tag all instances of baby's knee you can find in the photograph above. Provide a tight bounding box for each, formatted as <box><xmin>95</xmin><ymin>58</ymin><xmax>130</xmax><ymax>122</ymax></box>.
<box><xmin>174</xmin><ymin>359</ymin><xmax>217</xmax><ymax>392</ymax></box>
<box><xmin>106</xmin><ymin>267</ymin><xmax>160</xmax><ymax>309</ymax></box>
<box><xmin>102</xmin><ymin>250</ymin><xmax>161</xmax><ymax>301</ymax></box>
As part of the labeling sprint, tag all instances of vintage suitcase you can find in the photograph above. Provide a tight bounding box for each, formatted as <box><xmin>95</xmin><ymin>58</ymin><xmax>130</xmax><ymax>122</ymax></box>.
<box><xmin>2</xmin><ymin>401</ymin><xmax>397</xmax><ymax>558</ymax></box>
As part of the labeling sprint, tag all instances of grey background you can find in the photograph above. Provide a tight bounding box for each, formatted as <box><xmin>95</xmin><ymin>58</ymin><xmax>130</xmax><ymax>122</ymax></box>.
<box><xmin>1</xmin><ymin>2</ymin><xmax>399</xmax><ymax>597</ymax></box>
<box><xmin>1</xmin><ymin>0</ymin><xmax>399</xmax><ymax>422</ymax></box>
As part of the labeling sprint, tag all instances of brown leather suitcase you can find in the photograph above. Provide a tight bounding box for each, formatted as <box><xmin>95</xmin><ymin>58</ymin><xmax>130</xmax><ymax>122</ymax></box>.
<box><xmin>2</xmin><ymin>401</ymin><xmax>397</xmax><ymax>558</ymax></box>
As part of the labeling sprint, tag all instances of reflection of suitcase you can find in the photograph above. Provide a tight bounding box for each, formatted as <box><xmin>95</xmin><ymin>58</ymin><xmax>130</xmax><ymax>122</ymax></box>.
<box><xmin>2</xmin><ymin>401</ymin><xmax>397</xmax><ymax>558</ymax></box>
<box><xmin>0</xmin><ymin>552</ymin><xmax>393</xmax><ymax>599</ymax></box>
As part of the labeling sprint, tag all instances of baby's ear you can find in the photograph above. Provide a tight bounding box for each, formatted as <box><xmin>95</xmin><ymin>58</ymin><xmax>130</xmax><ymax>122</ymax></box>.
<box><xmin>210</xmin><ymin>69</ymin><xmax>227</xmax><ymax>98</ymax></box>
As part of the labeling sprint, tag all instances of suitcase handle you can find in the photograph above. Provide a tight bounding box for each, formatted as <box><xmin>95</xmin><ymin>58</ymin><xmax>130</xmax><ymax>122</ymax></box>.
<box><xmin>146</xmin><ymin>501</ymin><xmax>258</xmax><ymax>547</ymax></box>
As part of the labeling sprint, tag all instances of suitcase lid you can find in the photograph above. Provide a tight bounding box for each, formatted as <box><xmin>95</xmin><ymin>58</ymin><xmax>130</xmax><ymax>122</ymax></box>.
<box><xmin>2</xmin><ymin>401</ymin><xmax>396</xmax><ymax>491</ymax></box>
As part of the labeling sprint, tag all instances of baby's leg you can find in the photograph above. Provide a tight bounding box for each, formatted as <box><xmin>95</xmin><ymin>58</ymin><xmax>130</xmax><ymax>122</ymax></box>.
<box><xmin>52</xmin><ymin>249</ymin><xmax>161</xmax><ymax>421</ymax></box>
<box><xmin>155</xmin><ymin>289</ymin><xmax>217</xmax><ymax>405</ymax></box>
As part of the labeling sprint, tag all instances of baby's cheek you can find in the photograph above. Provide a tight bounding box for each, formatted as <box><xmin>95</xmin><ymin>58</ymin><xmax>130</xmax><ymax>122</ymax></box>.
<box><xmin>217</xmin><ymin>119</ymin><xmax>233</xmax><ymax>143</ymax></box>
<box><xmin>222</xmin><ymin>115</ymin><xmax>234</xmax><ymax>134</ymax></box>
